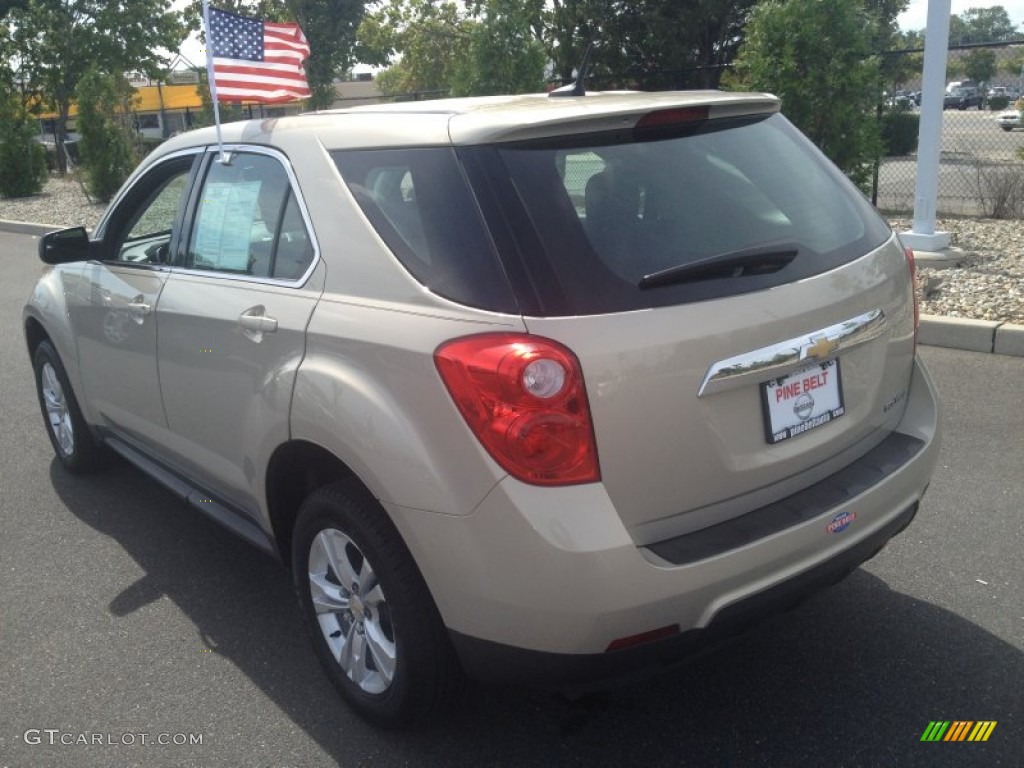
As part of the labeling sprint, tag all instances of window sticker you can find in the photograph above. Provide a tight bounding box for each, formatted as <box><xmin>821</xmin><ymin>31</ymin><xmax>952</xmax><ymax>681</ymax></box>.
<box><xmin>193</xmin><ymin>180</ymin><xmax>261</xmax><ymax>271</ymax></box>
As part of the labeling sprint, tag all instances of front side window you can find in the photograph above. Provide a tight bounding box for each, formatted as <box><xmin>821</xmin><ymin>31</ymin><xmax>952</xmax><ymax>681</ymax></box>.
<box><xmin>110</xmin><ymin>158</ymin><xmax>195</xmax><ymax>264</ymax></box>
<box><xmin>187</xmin><ymin>152</ymin><xmax>313</xmax><ymax>280</ymax></box>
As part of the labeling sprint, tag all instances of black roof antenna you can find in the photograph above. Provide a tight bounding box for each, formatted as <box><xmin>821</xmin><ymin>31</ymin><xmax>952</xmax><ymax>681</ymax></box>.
<box><xmin>549</xmin><ymin>42</ymin><xmax>596</xmax><ymax>97</ymax></box>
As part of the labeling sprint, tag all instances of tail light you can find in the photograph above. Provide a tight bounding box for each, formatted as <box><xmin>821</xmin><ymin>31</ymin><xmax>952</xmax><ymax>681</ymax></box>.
<box><xmin>434</xmin><ymin>333</ymin><xmax>600</xmax><ymax>486</ymax></box>
<box><xmin>904</xmin><ymin>245</ymin><xmax>920</xmax><ymax>345</ymax></box>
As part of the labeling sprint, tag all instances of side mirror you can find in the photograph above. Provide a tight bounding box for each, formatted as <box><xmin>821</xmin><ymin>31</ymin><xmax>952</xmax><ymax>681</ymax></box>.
<box><xmin>38</xmin><ymin>227</ymin><xmax>92</xmax><ymax>265</ymax></box>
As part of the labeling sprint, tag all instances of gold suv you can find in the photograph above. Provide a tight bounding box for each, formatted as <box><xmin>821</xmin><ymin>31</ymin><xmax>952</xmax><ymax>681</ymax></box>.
<box><xmin>25</xmin><ymin>90</ymin><xmax>941</xmax><ymax>726</ymax></box>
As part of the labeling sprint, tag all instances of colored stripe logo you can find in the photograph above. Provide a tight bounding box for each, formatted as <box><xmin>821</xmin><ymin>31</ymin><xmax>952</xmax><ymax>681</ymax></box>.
<box><xmin>921</xmin><ymin>721</ymin><xmax>997</xmax><ymax>742</ymax></box>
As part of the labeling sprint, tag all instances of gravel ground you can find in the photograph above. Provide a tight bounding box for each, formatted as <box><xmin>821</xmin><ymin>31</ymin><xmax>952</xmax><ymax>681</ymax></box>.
<box><xmin>890</xmin><ymin>216</ymin><xmax>1024</xmax><ymax>325</ymax></box>
<box><xmin>2</xmin><ymin>176</ymin><xmax>1022</xmax><ymax>324</ymax></box>
<box><xmin>0</xmin><ymin>175</ymin><xmax>107</xmax><ymax>229</ymax></box>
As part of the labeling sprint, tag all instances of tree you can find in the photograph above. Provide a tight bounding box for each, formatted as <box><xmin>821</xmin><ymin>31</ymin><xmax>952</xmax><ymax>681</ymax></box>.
<box><xmin>949</xmin><ymin>6</ymin><xmax>1018</xmax><ymax>45</ymax></box>
<box><xmin>501</xmin><ymin>0</ymin><xmax>756</xmax><ymax>91</ymax></box>
<box><xmin>0</xmin><ymin>87</ymin><xmax>47</xmax><ymax>198</ymax></box>
<box><xmin>8</xmin><ymin>0</ymin><xmax>184</xmax><ymax>172</ymax></box>
<box><xmin>867</xmin><ymin>0</ymin><xmax>916</xmax><ymax>92</ymax></box>
<box><xmin>360</xmin><ymin>0</ymin><xmax>546</xmax><ymax>98</ymax></box>
<box><xmin>358</xmin><ymin>0</ymin><xmax>472</xmax><ymax>96</ymax></box>
<box><xmin>881</xmin><ymin>29</ymin><xmax>924</xmax><ymax>92</ymax></box>
<box><xmin>537</xmin><ymin>0</ymin><xmax>616</xmax><ymax>84</ymax></box>
<box><xmin>450</xmin><ymin>0</ymin><xmax>546</xmax><ymax>96</ymax></box>
<box><xmin>731</xmin><ymin>0</ymin><xmax>883</xmax><ymax>189</ymax></box>
<box><xmin>622</xmin><ymin>0</ymin><xmax>757</xmax><ymax>89</ymax></box>
<box><xmin>962</xmin><ymin>48</ymin><xmax>997</xmax><ymax>85</ymax></box>
<box><xmin>0</xmin><ymin>0</ymin><xmax>27</xmax><ymax>19</ymax></box>
<box><xmin>1001</xmin><ymin>48</ymin><xmax>1024</xmax><ymax>77</ymax></box>
<box><xmin>75</xmin><ymin>67</ymin><xmax>139</xmax><ymax>202</ymax></box>
<box><xmin>290</xmin><ymin>0</ymin><xmax>364</xmax><ymax>108</ymax></box>
<box><xmin>543</xmin><ymin>0</ymin><xmax>757</xmax><ymax>89</ymax></box>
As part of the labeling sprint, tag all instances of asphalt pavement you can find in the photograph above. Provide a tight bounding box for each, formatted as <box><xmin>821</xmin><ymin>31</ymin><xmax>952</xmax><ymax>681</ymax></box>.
<box><xmin>1</xmin><ymin>230</ymin><xmax>1021</xmax><ymax>767</ymax></box>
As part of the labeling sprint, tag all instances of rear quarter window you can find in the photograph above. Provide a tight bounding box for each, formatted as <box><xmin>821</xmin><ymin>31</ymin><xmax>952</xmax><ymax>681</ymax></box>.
<box><xmin>332</xmin><ymin>148</ymin><xmax>517</xmax><ymax>313</ymax></box>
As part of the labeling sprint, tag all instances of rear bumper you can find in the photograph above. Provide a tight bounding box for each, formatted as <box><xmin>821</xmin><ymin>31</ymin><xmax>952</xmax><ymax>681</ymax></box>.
<box><xmin>646</xmin><ymin>430</ymin><xmax>924</xmax><ymax>566</ymax></box>
<box><xmin>451</xmin><ymin>501</ymin><xmax>917</xmax><ymax>692</ymax></box>
<box><xmin>385</xmin><ymin>355</ymin><xmax>940</xmax><ymax>683</ymax></box>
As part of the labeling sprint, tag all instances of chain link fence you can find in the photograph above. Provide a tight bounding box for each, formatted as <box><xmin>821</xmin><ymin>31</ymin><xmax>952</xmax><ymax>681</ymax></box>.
<box><xmin>876</xmin><ymin>41</ymin><xmax>1024</xmax><ymax>218</ymax></box>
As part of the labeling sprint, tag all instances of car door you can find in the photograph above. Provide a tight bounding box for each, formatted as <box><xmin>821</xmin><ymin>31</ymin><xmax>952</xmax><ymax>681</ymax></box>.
<box><xmin>71</xmin><ymin>151</ymin><xmax>201</xmax><ymax>448</ymax></box>
<box><xmin>155</xmin><ymin>147</ymin><xmax>323</xmax><ymax>516</ymax></box>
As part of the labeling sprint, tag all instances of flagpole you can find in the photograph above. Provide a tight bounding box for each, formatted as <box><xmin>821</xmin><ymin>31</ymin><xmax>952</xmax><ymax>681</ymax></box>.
<box><xmin>202</xmin><ymin>0</ymin><xmax>229</xmax><ymax>163</ymax></box>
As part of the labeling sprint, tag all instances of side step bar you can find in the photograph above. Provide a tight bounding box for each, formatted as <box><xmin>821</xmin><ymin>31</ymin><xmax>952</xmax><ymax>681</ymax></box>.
<box><xmin>104</xmin><ymin>436</ymin><xmax>277</xmax><ymax>556</ymax></box>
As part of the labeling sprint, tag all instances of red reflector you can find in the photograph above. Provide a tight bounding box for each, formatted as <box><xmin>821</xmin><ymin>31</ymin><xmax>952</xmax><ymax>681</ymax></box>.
<box><xmin>635</xmin><ymin>107</ymin><xmax>709</xmax><ymax>130</ymax></box>
<box><xmin>606</xmin><ymin>624</ymin><xmax>681</xmax><ymax>652</ymax></box>
<box><xmin>435</xmin><ymin>333</ymin><xmax>600</xmax><ymax>486</ymax></box>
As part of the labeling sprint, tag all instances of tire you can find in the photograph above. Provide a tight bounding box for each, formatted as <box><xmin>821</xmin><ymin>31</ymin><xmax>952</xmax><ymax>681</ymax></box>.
<box><xmin>1002</xmin><ymin>126</ymin><xmax>1013</xmax><ymax>132</ymax></box>
<box><xmin>32</xmin><ymin>340</ymin><xmax>105</xmax><ymax>473</ymax></box>
<box><xmin>291</xmin><ymin>479</ymin><xmax>462</xmax><ymax>727</ymax></box>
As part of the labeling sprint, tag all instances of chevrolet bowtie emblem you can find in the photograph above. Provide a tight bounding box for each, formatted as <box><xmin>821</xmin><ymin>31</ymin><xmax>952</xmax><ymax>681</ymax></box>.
<box><xmin>804</xmin><ymin>336</ymin><xmax>839</xmax><ymax>361</ymax></box>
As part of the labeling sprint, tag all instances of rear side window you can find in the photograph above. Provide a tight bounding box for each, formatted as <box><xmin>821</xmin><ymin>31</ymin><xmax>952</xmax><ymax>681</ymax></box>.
<box><xmin>187</xmin><ymin>152</ymin><xmax>314</xmax><ymax>280</ymax></box>
<box><xmin>332</xmin><ymin>148</ymin><xmax>517</xmax><ymax>313</ymax></box>
<box><xmin>475</xmin><ymin>113</ymin><xmax>891</xmax><ymax>315</ymax></box>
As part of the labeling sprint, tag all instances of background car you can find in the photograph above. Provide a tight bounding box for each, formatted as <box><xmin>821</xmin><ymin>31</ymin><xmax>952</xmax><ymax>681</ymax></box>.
<box><xmin>997</xmin><ymin>108</ymin><xmax>1021</xmax><ymax>131</ymax></box>
<box><xmin>987</xmin><ymin>85</ymin><xmax>1020</xmax><ymax>100</ymax></box>
<box><xmin>887</xmin><ymin>90</ymin><xmax>914</xmax><ymax>109</ymax></box>
<box><xmin>944</xmin><ymin>80</ymin><xmax>983</xmax><ymax>109</ymax></box>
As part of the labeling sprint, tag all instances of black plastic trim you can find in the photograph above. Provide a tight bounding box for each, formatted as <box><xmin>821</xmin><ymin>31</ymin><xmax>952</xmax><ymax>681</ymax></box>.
<box><xmin>647</xmin><ymin>431</ymin><xmax>924</xmax><ymax>566</ymax></box>
<box><xmin>449</xmin><ymin>501</ymin><xmax>918</xmax><ymax>693</ymax></box>
<box><xmin>103</xmin><ymin>435</ymin><xmax>277</xmax><ymax>556</ymax></box>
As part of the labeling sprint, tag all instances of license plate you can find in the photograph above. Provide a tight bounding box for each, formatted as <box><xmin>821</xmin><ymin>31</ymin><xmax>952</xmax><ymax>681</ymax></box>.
<box><xmin>761</xmin><ymin>359</ymin><xmax>845</xmax><ymax>444</ymax></box>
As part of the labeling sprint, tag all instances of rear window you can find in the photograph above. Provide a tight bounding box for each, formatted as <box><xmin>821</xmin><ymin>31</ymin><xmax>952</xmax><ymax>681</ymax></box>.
<box><xmin>468</xmin><ymin>113</ymin><xmax>891</xmax><ymax>315</ymax></box>
<box><xmin>332</xmin><ymin>148</ymin><xmax>517</xmax><ymax>313</ymax></box>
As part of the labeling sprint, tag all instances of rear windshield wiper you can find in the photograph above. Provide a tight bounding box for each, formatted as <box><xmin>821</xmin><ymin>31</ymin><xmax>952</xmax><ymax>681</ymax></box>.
<box><xmin>638</xmin><ymin>244</ymin><xmax>800</xmax><ymax>290</ymax></box>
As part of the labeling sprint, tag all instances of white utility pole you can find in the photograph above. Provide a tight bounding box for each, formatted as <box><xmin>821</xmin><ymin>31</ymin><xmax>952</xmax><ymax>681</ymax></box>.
<box><xmin>899</xmin><ymin>0</ymin><xmax>952</xmax><ymax>252</ymax></box>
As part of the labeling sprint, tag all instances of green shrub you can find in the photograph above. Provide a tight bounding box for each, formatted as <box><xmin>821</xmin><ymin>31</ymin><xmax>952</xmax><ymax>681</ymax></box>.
<box><xmin>76</xmin><ymin>68</ymin><xmax>139</xmax><ymax>203</ymax></box>
<box><xmin>988</xmin><ymin>95</ymin><xmax>1010</xmax><ymax>111</ymax></box>
<box><xmin>880</xmin><ymin>110</ymin><xmax>920</xmax><ymax>156</ymax></box>
<box><xmin>0</xmin><ymin>93</ymin><xmax>48</xmax><ymax>198</ymax></box>
<box><xmin>731</xmin><ymin>0</ymin><xmax>883</xmax><ymax>190</ymax></box>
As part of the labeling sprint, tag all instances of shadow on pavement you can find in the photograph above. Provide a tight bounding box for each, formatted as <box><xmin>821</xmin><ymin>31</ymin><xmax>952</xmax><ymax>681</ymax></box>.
<box><xmin>51</xmin><ymin>459</ymin><xmax>1022</xmax><ymax>767</ymax></box>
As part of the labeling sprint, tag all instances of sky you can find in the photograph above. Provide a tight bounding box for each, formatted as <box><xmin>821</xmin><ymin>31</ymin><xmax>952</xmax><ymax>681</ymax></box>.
<box><xmin>898</xmin><ymin>0</ymin><xmax>1024</xmax><ymax>32</ymax></box>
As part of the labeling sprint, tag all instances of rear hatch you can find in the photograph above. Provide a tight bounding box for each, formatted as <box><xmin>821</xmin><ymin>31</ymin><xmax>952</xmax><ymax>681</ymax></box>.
<box><xmin>457</xmin><ymin>103</ymin><xmax>917</xmax><ymax>539</ymax></box>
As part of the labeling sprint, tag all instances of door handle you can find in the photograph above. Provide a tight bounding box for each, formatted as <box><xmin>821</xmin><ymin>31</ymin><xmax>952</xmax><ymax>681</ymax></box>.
<box><xmin>238</xmin><ymin>306</ymin><xmax>278</xmax><ymax>336</ymax></box>
<box><xmin>127</xmin><ymin>294</ymin><xmax>151</xmax><ymax>324</ymax></box>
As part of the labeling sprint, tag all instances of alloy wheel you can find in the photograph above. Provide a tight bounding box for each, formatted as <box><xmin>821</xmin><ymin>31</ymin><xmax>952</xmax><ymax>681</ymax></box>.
<box><xmin>41</xmin><ymin>362</ymin><xmax>74</xmax><ymax>457</ymax></box>
<box><xmin>308</xmin><ymin>528</ymin><xmax>397</xmax><ymax>695</ymax></box>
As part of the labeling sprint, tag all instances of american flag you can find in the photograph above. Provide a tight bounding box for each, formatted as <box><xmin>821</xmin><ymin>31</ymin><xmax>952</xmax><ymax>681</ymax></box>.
<box><xmin>207</xmin><ymin>6</ymin><xmax>310</xmax><ymax>103</ymax></box>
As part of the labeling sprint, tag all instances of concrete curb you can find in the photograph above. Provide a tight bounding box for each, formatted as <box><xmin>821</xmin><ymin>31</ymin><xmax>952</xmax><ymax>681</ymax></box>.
<box><xmin>994</xmin><ymin>322</ymin><xmax>1024</xmax><ymax>356</ymax></box>
<box><xmin>914</xmin><ymin>246</ymin><xmax>970</xmax><ymax>270</ymax></box>
<box><xmin>0</xmin><ymin>219</ymin><xmax>61</xmax><ymax>236</ymax></box>
<box><xmin>919</xmin><ymin>315</ymin><xmax>1024</xmax><ymax>357</ymax></box>
<box><xmin>1</xmin><ymin>219</ymin><xmax>1021</xmax><ymax>358</ymax></box>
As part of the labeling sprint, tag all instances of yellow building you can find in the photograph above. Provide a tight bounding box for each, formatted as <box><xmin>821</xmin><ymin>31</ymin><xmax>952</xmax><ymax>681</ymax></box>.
<box><xmin>37</xmin><ymin>76</ymin><xmax>383</xmax><ymax>144</ymax></box>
